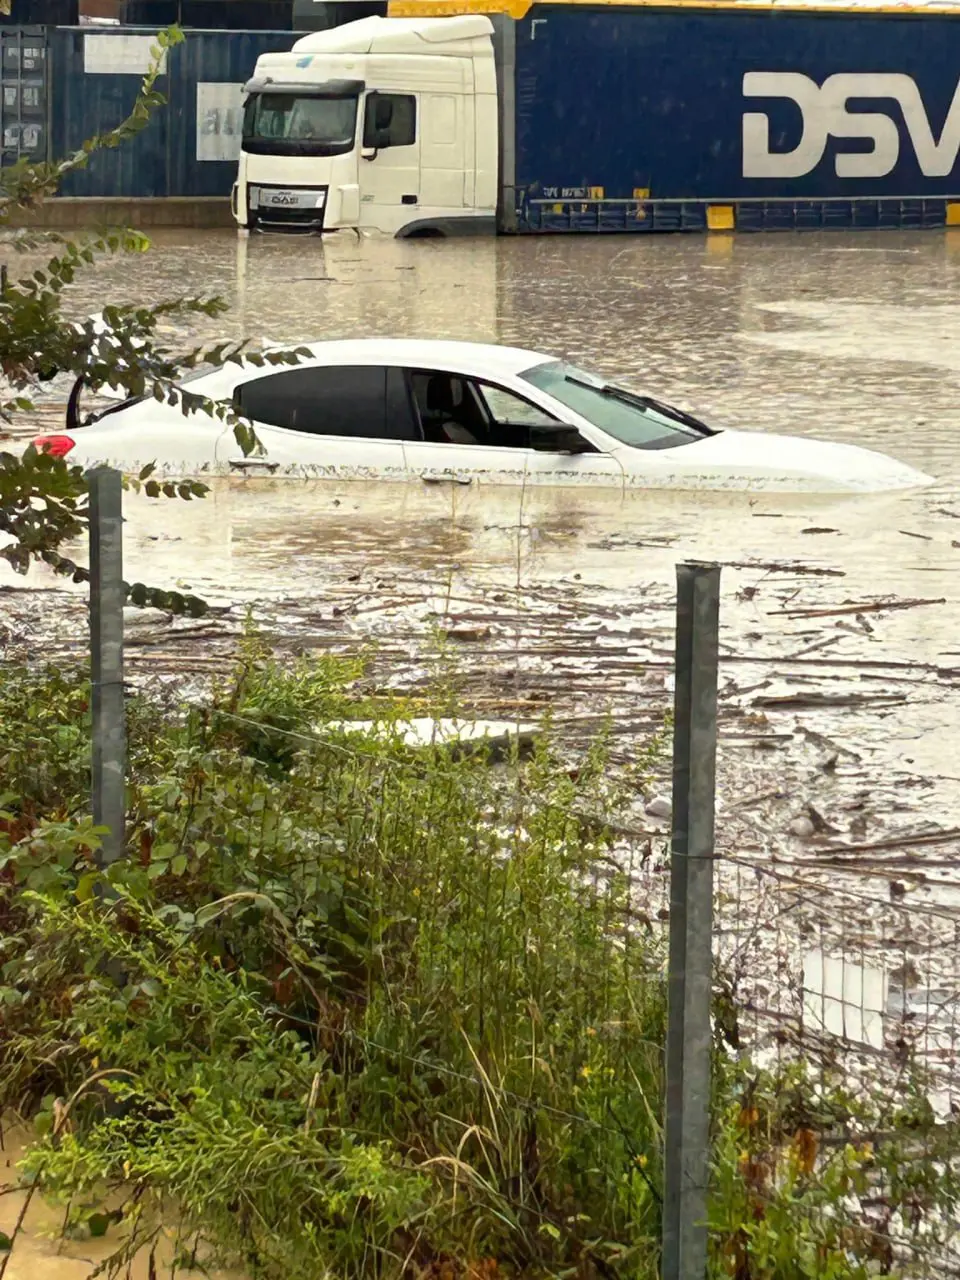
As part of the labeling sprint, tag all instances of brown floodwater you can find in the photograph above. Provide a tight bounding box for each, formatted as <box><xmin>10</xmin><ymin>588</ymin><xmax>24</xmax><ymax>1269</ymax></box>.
<box><xmin>3</xmin><ymin>227</ymin><xmax>960</xmax><ymax>827</ymax></box>
<box><xmin>0</xmin><ymin>1124</ymin><xmax>246</xmax><ymax>1280</ymax></box>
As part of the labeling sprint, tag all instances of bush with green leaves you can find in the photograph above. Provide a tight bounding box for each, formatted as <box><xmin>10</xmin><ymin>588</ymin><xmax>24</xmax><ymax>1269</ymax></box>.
<box><xmin>3</xmin><ymin>647</ymin><xmax>960</xmax><ymax>1278</ymax></box>
<box><xmin>0</xmin><ymin>645</ymin><xmax>669</xmax><ymax>1277</ymax></box>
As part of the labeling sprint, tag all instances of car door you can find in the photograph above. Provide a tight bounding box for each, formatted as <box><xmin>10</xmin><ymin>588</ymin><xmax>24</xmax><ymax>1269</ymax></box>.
<box><xmin>478</xmin><ymin>383</ymin><xmax>627</xmax><ymax>491</ymax></box>
<box><xmin>400</xmin><ymin>369</ymin><xmax>531</xmax><ymax>489</ymax></box>
<box><xmin>401</xmin><ymin>372</ymin><xmax>625</xmax><ymax>491</ymax></box>
<box><xmin>216</xmin><ymin>365</ymin><xmax>412</xmax><ymax>480</ymax></box>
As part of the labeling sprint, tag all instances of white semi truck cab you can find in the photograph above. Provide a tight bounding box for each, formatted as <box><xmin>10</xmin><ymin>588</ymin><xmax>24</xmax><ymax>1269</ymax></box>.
<box><xmin>233</xmin><ymin>14</ymin><xmax>499</xmax><ymax>237</ymax></box>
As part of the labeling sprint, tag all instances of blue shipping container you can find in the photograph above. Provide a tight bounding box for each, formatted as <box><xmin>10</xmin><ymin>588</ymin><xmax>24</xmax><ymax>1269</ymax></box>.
<box><xmin>514</xmin><ymin>3</ymin><xmax>960</xmax><ymax>206</ymax></box>
<box><xmin>51</xmin><ymin>26</ymin><xmax>294</xmax><ymax>198</ymax></box>
<box><xmin>0</xmin><ymin>1</ymin><xmax>76</xmax><ymax>24</ymax></box>
<box><xmin>0</xmin><ymin>26</ymin><xmax>48</xmax><ymax>170</ymax></box>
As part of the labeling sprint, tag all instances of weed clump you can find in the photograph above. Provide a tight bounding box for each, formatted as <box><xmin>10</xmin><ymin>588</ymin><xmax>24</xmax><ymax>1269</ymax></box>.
<box><xmin>0</xmin><ymin>644</ymin><xmax>667</xmax><ymax>1277</ymax></box>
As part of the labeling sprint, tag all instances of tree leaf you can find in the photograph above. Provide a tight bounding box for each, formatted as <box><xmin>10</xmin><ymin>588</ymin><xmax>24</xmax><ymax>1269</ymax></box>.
<box><xmin>76</xmin><ymin>872</ymin><xmax>99</xmax><ymax>902</ymax></box>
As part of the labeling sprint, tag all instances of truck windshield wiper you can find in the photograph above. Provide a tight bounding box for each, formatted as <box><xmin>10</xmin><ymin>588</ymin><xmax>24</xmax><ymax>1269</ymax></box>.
<box><xmin>564</xmin><ymin>374</ymin><xmax>712</xmax><ymax>436</ymax></box>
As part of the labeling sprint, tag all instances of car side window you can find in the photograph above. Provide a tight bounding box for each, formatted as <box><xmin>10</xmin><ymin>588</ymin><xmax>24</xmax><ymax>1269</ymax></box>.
<box><xmin>234</xmin><ymin>365</ymin><xmax>417</xmax><ymax>441</ymax></box>
<box><xmin>406</xmin><ymin>370</ymin><xmax>558</xmax><ymax>448</ymax></box>
<box><xmin>407</xmin><ymin>370</ymin><xmax>488</xmax><ymax>445</ymax></box>
<box><xmin>476</xmin><ymin>383</ymin><xmax>559</xmax><ymax>428</ymax></box>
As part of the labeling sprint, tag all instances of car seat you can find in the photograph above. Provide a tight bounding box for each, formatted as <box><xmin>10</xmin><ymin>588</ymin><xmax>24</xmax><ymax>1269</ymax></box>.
<box><xmin>424</xmin><ymin>376</ymin><xmax>479</xmax><ymax>445</ymax></box>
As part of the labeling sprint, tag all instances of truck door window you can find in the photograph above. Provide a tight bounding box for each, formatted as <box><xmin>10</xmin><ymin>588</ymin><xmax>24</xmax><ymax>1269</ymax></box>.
<box><xmin>234</xmin><ymin>366</ymin><xmax>417</xmax><ymax>441</ymax></box>
<box><xmin>363</xmin><ymin>93</ymin><xmax>417</xmax><ymax>149</ymax></box>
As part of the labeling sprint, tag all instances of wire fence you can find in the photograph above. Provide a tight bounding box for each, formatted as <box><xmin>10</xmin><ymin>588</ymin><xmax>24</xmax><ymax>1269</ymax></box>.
<box><xmin>4</xmin><ymin>466</ymin><xmax>960</xmax><ymax>1278</ymax></box>
<box><xmin>716</xmin><ymin>856</ymin><xmax>960</xmax><ymax>1276</ymax></box>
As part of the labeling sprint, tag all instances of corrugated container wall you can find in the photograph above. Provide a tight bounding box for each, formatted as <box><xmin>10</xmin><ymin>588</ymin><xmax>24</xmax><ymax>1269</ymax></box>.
<box><xmin>50</xmin><ymin>27</ymin><xmax>295</xmax><ymax>198</ymax></box>
<box><xmin>0</xmin><ymin>27</ymin><xmax>48</xmax><ymax>172</ymax></box>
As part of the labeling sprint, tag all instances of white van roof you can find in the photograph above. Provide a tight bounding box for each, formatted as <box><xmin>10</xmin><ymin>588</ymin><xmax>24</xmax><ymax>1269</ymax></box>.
<box><xmin>292</xmin><ymin>14</ymin><xmax>494</xmax><ymax>56</ymax></box>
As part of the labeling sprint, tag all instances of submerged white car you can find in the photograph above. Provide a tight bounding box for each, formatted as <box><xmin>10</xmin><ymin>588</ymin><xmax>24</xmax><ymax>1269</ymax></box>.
<box><xmin>33</xmin><ymin>339</ymin><xmax>931</xmax><ymax>494</ymax></box>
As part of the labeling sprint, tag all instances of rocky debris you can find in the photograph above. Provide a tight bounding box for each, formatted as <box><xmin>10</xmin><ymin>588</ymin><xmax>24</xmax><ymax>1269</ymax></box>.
<box><xmin>644</xmin><ymin>795</ymin><xmax>672</xmax><ymax>821</ymax></box>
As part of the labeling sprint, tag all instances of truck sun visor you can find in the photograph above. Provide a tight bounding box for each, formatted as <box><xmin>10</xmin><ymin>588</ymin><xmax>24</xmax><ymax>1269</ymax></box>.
<box><xmin>242</xmin><ymin>78</ymin><xmax>366</xmax><ymax>98</ymax></box>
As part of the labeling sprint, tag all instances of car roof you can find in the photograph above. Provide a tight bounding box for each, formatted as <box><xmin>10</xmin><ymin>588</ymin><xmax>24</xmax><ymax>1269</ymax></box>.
<box><xmin>228</xmin><ymin>338</ymin><xmax>556</xmax><ymax>387</ymax></box>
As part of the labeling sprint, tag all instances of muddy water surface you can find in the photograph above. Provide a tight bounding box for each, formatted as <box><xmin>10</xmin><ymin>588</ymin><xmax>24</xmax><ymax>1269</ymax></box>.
<box><xmin>0</xmin><ymin>1125</ymin><xmax>246</xmax><ymax>1280</ymax></box>
<box><xmin>5</xmin><ymin>227</ymin><xmax>960</xmax><ymax>827</ymax></box>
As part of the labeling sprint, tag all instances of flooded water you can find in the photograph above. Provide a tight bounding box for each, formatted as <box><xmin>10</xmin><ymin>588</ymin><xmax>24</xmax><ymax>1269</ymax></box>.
<box><xmin>5</xmin><ymin>228</ymin><xmax>960</xmax><ymax>833</ymax></box>
<box><xmin>0</xmin><ymin>1123</ymin><xmax>246</xmax><ymax>1280</ymax></box>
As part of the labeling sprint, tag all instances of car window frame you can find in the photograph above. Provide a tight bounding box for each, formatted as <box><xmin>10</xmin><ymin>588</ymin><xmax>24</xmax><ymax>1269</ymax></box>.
<box><xmin>404</xmin><ymin>368</ymin><xmax>502</xmax><ymax>451</ymax></box>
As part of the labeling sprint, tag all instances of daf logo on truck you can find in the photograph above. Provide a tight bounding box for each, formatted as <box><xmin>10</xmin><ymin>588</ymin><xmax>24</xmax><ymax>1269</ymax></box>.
<box><xmin>742</xmin><ymin>72</ymin><xmax>960</xmax><ymax>179</ymax></box>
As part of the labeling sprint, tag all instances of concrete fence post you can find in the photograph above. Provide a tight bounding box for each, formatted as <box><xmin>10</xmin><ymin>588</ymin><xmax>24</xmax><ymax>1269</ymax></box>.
<box><xmin>662</xmin><ymin>561</ymin><xmax>721</xmax><ymax>1280</ymax></box>
<box><xmin>88</xmin><ymin>466</ymin><xmax>126</xmax><ymax>867</ymax></box>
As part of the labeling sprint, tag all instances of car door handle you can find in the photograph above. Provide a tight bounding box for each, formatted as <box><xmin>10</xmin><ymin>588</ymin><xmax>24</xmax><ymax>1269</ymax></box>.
<box><xmin>420</xmin><ymin>471</ymin><xmax>473</xmax><ymax>486</ymax></box>
<box><xmin>229</xmin><ymin>459</ymin><xmax>279</xmax><ymax>474</ymax></box>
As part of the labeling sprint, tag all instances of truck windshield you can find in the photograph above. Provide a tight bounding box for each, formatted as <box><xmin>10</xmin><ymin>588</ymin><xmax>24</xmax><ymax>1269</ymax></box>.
<box><xmin>520</xmin><ymin>361</ymin><xmax>712</xmax><ymax>451</ymax></box>
<box><xmin>242</xmin><ymin>93</ymin><xmax>358</xmax><ymax>157</ymax></box>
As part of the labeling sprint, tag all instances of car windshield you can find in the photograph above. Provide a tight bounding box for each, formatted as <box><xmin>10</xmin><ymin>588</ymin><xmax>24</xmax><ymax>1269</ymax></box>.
<box><xmin>242</xmin><ymin>93</ymin><xmax>358</xmax><ymax>155</ymax></box>
<box><xmin>520</xmin><ymin>361</ymin><xmax>712</xmax><ymax>451</ymax></box>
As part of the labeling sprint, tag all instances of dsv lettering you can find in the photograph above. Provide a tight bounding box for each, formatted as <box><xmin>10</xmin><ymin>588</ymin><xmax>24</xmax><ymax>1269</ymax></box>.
<box><xmin>742</xmin><ymin>72</ymin><xmax>960</xmax><ymax>178</ymax></box>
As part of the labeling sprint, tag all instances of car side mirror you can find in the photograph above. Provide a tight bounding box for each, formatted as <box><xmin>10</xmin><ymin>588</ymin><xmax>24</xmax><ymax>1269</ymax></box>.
<box><xmin>530</xmin><ymin>424</ymin><xmax>589</xmax><ymax>454</ymax></box>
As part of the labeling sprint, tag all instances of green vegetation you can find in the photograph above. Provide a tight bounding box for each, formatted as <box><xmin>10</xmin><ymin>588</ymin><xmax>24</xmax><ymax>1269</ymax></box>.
<box><xmin>1</xmin><ymin>642</ymin><xmax>958</xmax><ymax>1278</ymax></box>
<box><xmin>0</xmin><ymin>643</ymin><xmax>668</xmax><ymax>1277</ymax></box>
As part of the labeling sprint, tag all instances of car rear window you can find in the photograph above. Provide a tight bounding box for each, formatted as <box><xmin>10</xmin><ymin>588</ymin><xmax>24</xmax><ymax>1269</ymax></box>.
<box><xmin>234</xmin><ymin>365</ymin><xmax>417</xmax><ymax>440</ymax></box>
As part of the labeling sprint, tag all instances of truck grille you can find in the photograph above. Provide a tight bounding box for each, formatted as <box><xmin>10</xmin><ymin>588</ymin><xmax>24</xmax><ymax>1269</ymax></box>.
<box><xmin>255</xmin><ymin>207</ymin><xmax>326</xmax><ymax>230</ymax></box>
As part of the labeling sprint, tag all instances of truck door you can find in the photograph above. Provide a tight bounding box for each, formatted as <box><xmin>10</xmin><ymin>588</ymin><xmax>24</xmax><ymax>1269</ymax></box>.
<box><xmin>359</xmin><ymin>91</ymin><xmax>421</xmax><ymax>225</ymax></box>
<box><xmin>419</xmin><ymin>93</ymin><xmax>467</xmax><ymax>211</ymax></box>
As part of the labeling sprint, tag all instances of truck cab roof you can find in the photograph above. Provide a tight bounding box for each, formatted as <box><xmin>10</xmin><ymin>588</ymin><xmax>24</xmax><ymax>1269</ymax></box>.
<box><xmin>291</xmin><ymin>14</ymin><xmax>494</xmax><ymax>57</ymax></box>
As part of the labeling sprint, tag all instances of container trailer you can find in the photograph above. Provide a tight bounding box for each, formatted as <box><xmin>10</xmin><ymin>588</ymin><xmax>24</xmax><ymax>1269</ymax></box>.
<box><xmin>234</xmin><ymin>2</ymin><xmax>960</xmax><ymax>235</ymax></box>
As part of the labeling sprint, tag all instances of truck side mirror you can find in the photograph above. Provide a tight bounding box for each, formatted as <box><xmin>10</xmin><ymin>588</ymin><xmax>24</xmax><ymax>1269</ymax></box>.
<box><xmin>363</xmin><ymin>94</ymin><xmax>394</xmax><ymax>151</ymax></box>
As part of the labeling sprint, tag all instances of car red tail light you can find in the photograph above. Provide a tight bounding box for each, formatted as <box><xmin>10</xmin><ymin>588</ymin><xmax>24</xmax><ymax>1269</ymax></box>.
<box><xmin>34</xmin><ymin>434</ymin><xmax>76</xmax><ymax>458</ymax></box>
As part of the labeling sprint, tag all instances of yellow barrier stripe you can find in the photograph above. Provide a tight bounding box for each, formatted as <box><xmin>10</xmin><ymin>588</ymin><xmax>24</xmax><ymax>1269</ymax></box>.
<box><xmin>388</xmin><ymin>0</ymin><xmax>960</xmax><ymax>20</ymax></box>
